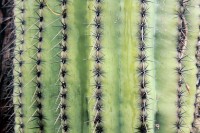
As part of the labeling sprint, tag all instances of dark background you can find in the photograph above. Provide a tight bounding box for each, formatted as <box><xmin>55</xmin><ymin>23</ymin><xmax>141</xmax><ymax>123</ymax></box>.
<box><xmin>0</xmin><ymin>0</ymin><xmax>14</xmax><ymax>132</ymax></box>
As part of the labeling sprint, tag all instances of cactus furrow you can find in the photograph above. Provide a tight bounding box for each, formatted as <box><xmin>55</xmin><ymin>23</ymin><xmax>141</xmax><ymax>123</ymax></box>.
<box><xmin>137</xmin><ymin>0</ymin><xmax>150</xmax><ymax>132</ymax></box>
<box><xmin>92</xmin><ymin>0</ymin><xmax>104</xmax><ymax>133</ymax></box>
<box><xmin>175</xmin><ymin>0</ymin><xmax>189</xmax><ymax>132</ymax></box>
<box><xmin>191</xmin><ymin>6</ymin><xmax>200</xmax><ymax>133</ymax></box>
<box><xmin>13</xmin><ymin>0</ymin><xmax>26</xmax><ymax>132</ymax></box>
<box><xmin>58</xmin><ymin>0</ymin><xmax>69</xmax><ymax>132</ymax></box>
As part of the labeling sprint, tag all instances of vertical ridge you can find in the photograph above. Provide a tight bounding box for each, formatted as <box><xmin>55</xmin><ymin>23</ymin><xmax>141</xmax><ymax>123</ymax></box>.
<box><xmin>29</xmin><ymin>0</ymin><xmax>46</xmax><ymax>132</ymax></box>
<box><xmin>175</xmin><ymin>0</ymin><xmax>189</xmax><ymax>132</ymax></box>
<box><xmin>58</xmin><ymin>0</ymin><xmax>69</xmax><ymax>132</ymax></box>
<box><xmin>14</xmin><ymin>0</ymin><xmax>26</xmax><ymax>132</ymax></box>
<box><xmin>137</xmin><ymin>0</ymin><xmax>150</xmax><ymax>132</ymax></box>
<box><xmin>92</xmin><ymin>0</ymin><xmax>104</xmax><ymax>132</ymax></box>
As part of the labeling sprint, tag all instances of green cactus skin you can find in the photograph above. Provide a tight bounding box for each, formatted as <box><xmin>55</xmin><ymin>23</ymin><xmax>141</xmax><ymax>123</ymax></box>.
<box><xmin>11</xmin><ymin>0</ymin><xmax>200</xmax><ymax>133</ymax></box>
<box><xmin>154</xmin><ymin>1</ymin><xmax>177</xmax><ymax>132</ymax></box>
<box><xmin>118</xmin><ymin>1</ymin><xmax>139</xmax><ymax>133</ymax></box>
<box><xmin>70</xmin><ymin>0</ymin><xmax>90</xmax><ymax>132</ymax></box>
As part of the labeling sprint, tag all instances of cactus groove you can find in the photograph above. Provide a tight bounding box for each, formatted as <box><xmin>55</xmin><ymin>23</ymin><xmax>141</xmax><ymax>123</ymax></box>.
<box><xmin>0</xmin><ymin>0</ymin><xmax>199</xmax><ymax>133</ymax></box>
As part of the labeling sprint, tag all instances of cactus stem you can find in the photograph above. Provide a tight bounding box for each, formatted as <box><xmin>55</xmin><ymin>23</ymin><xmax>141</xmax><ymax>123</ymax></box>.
<box><xmin>175</xmin><ymin>0</ymin><xmax>189</xmax><ymax>132</ymax></box>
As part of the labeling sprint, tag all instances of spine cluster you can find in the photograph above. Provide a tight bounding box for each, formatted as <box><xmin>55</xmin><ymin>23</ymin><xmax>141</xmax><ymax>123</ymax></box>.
<box><xmin>175</xmin><ymin>0</ymin><xmax>188</xmax><ymax>132</ymax></box>
<box><xmin>92</xmin><ymin>0</ymin><xmax>104</xmax><ymax>133</ymax></box>
<box><xmin>137</xmin><ymin>0</ymin><xmax>149</xmax><ymax>132</ymax></box>
<box><xmin>58</xmin><ymin>0</ymin><xmax>69</xmax><ymax>132</ymax></box>
<box><xmin>191</xmin><ymin>6</ymin><xmax>200</xmax><ymax>133</ymax></box>
<box><xmin>30</xmin><ymin>0</ymin><xmax>45</xmax><ymax>132</ymax></box>
<box><xmin>14</xmin><ymin>0</ymin><xmax>26</xmax><ymax>132</ymax></box>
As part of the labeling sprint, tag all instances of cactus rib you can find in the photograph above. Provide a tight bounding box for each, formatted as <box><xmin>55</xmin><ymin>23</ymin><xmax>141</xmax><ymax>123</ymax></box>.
<box><xmin>137</xmin><ymin>0</ymin><xmax>150</xmax><ymax>132</ymax></box>
<box><xmin>92</xmin><ymin>0</ymin><xmax>104</xmax><ymax>133</ymax></box>
<box><xmin>175</xmin><ymin>0</ymin><xmax>188</xmax><ymax>132</ymax></box>
<box><xmin>29</xmin><ymin>0</ymin><xmax>45</xmax><ymax>132</ymax></box>
<box><xmin>14</xmin><ymin>0</ymin><xmax>26</xmax><ymax>132</ymax></box>
<box><xmin>58</xmin><ymin>0</ymin><xmax>69</xmax><ymax>132</ymax></box>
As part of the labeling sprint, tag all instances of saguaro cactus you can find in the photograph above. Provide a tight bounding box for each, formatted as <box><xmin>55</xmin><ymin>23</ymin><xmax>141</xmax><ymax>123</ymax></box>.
<box><xmin>0</xmin><ymin>0</ymin><xmax>199</xmax><ymax>133</ymax></box>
